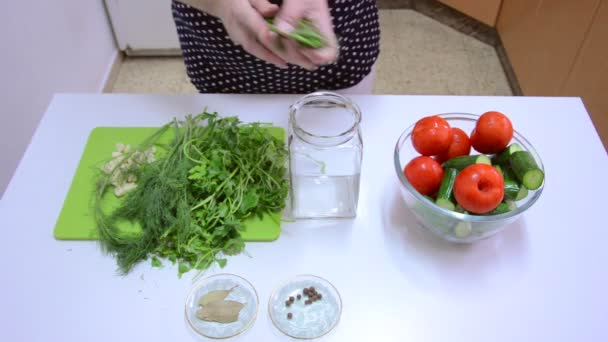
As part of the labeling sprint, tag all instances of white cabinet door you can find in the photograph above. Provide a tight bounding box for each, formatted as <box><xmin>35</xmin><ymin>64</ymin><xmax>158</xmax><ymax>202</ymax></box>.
<box><xmin>104</xmin><ymin>0</ymin><xmax>181</xmax><ymax>55</ymax></box>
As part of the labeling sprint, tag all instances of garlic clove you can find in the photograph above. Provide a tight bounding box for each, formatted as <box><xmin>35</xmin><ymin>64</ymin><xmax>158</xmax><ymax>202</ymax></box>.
<box><xmin>114</xmin><ymin>182</ymin><xmax>137</xmax><ymax>197</ymax></box>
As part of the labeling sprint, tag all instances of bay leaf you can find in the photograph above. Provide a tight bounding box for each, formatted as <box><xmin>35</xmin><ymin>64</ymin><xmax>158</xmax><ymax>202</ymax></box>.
<box><xmin>198</xmin><ymin>286</ymin><xmax>237</xmax><ymax>306</ymax></box>
<box><xmin>196</xmin><ymin>300</ymin><xmax>245</xmax><ymax>323</ymax></box>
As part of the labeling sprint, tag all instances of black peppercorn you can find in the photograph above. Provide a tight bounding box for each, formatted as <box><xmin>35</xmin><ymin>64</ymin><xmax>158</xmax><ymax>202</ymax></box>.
<box><xmin>287</xmin><ymin>312</ymin><xmax>293</xmax><ymax>319</ymax></box>
<box><xmin>297</xmin><ymin>294</ymin><xmax>301</xmax><ymax>300</ymax></box>
<box><xmin>289</xmin><ymin>296</ymin><xmax>295</xmax><ymax>302</ymax></box>
<box><xmin>317</xmin><ymin>293</ymin><xmax>322</xmax><ymax>300</ymax></box>
<box><xmin>305</xmin><ymin>300</ymin><xmax>311</xmax><ymax>305</ymax></box>
<box><xmin>285</xmin><ymin>300</ymin><xmax>291</xmax><ymax>307</ymax></box>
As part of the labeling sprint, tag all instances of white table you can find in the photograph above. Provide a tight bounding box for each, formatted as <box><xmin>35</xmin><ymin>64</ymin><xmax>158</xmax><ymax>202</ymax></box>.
<box><xmin>1</xmin><ymin>94</ymin><xmax>607</xmax><ymax>341</ymax></box>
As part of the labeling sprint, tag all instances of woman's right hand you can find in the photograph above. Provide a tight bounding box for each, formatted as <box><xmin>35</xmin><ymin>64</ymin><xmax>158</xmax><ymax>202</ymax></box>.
<box><xmin>215</xmin><ymin>0</ymin><xmax>288</xmax><ymax>68</ymax></box>
<box><xmin>266</xmin><ymin>0</ymin><xmax>339</xmax><ymax>70</ymax></box>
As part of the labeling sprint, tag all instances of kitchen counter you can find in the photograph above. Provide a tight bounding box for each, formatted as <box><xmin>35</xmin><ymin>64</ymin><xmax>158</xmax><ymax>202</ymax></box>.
<box><xmin>1</xmin><ymin>94</ymin><xmax>607</xmax><ymax>341</ymax></box>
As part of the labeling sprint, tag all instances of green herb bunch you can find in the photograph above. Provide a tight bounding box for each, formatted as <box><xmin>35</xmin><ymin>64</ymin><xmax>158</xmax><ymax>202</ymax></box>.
<box><xmin>95</xmin><ymin>112</ymin><xmax>289</xmax><ymax>276</ymax></box>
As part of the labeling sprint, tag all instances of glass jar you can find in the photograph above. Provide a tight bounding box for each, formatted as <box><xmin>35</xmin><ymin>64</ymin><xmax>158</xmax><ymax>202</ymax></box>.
<box><xmin>288</xmin><ymin>92</ymin><xmax>363</xmax><ymax>219</ymax></box>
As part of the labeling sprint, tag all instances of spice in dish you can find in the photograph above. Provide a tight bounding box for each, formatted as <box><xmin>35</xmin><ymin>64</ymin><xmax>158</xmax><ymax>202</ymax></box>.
<box><xmin>196</xmin><ymin>287</ymin><xmax>244</xmax><ymax>324</ymax></box>
<box><xmin>198</xmin><ymin>286</ymin><xmax>237</xmax><ymax>306</ymax></box>
<box><xmin>196</xmin><ymin>300</ymin><xmax>244</xmax><ymax>323</ymax></box>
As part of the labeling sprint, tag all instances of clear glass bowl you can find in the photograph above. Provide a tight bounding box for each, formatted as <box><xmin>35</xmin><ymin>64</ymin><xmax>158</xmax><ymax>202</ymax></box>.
<box><xmin>393</xmin><ymin>113</ymin><xmax>545</xmax><ymax>243</ymax></box>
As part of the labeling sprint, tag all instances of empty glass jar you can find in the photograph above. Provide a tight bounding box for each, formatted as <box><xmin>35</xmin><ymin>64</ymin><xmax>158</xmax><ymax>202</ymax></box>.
<box><xmin>288</xmin><ymin>92</ymin><xmax>363</xmax><ymax>219</ymax></box>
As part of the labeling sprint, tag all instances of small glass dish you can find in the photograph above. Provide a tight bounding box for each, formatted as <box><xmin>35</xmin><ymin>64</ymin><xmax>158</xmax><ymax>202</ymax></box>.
<box><xmin>185</xmin><ymin>273</ymin><xmax>259</xmax><ymax>339</ymax></box>
<box><xmin>268</xmin><ymin>275</ymin><xmax>342</xmax><ymax>339</ymax></box>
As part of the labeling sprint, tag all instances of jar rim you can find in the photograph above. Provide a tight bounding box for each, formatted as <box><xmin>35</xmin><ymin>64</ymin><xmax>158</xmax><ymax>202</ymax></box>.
<box><xmin>289</xmin><ymin>91</ymin><xmax>362</xmax><ymax>146</ymax></box>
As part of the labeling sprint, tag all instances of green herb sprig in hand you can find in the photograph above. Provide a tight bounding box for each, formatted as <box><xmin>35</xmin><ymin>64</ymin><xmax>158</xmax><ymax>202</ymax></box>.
<box><xmin>266</xmin><ymin>18</ymin><xmax>325</xmax><ymax>49</ymax></box>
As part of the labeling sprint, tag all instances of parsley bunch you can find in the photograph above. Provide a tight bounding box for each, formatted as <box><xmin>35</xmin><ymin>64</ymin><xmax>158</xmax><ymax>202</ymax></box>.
<box><xmin>95</xmin><ymin>112</ymin><xmax>289</xmax><ymax>276</ymax></box>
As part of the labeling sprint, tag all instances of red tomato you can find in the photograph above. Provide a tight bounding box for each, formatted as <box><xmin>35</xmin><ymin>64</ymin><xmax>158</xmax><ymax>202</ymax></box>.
<box><xmin>404</xmin><ymin>156</ymin><xmax>444</xmax><ymax>196</ymax></box>
<box><xmin>411</xmin><ymin>116</ymin><xmax>453</xmax><ymax>156</ymax></box>
<box><xmin>434</xmin><ymin>128</ymin><xmax>471</xmax><ymax>164</ymax></box>
<box><xmin>470</xmin><ymin>111</ymin><xmax>514</xmax><ymax>154</ymax></box>
<box><xmin>454</xmin><ymin>164</ymin><xmax>504</xmax><ymax>214</ymax></box>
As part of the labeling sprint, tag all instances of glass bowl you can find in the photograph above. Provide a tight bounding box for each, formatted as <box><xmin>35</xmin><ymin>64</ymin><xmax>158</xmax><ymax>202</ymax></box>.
<box><xmin>393</xmin><ymin>113</ymin><xmax>545</xmax><ymax>243</ymax></box>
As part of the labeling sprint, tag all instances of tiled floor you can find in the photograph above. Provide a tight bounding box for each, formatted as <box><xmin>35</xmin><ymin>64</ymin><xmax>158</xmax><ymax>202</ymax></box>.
<box><xmin>109</xmin><ymin>9</ymin><xmax>511</xmax><ymax>96</ymax></box>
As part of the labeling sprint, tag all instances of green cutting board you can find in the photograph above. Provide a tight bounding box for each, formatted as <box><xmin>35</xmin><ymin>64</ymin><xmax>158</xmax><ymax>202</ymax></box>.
<box><xmin>54</xmin><ymin>126</ymin><xmax>284</xmax><ymax>241</ymax></box>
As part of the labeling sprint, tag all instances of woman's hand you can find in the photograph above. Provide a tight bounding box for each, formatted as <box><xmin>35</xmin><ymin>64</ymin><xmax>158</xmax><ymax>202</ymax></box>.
<box><xmin>215</xmin><ymin>0</ymin><xmax>288</xmax><ymax>68</ymax></box>
<box><xmin>268</xmin><ymin>0</ymin><xmax>339</xmax><ymax>70</ymax></box>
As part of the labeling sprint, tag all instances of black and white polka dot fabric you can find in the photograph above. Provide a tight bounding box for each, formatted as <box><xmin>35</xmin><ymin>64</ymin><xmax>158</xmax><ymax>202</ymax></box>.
<box><xmin>172</xmin><ymin>0</ymin><xmax>380</xmax><ymax>94</ymax></box>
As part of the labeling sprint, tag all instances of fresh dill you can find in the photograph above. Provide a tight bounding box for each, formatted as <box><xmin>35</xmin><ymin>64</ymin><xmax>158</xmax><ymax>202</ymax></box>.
<box><xmin>94</xmin><ymin>112</ymin><xmax>289</xmax><ymax>277</ymax></box>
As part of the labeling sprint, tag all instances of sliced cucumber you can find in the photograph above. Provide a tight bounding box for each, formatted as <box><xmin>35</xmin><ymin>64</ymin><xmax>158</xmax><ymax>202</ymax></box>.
<box><xmin>503</xmin><ymin>179</ymin><xmax>519</xmax><ymax>199</ymax></box>
<box><xmin>489</xmin><ymin>200</ymin><xmax>517</xmax><ymax>215</ymax></box>
<box><xmin>503</xmin><ymin>167</ymin><xmax>529</xmax><ymax>201</ymax></box>
<box><xmin>503</xmin><ymin>178</ymin><xmax>529</xmax><ymax>201</ymax></box>
<box><xmin>453</xmin><ymin>221</ymin><xmax>472</xmax><ymax>238</ymax></box>
<box><xmin>435</xmin><ymin>168</ymin><xmax>458</xmax><ymax>211</ymax></box>
<box><xmin>442</xmin><ymin>155</ymin><xmax>491</xmax><ymax>171</ymax></box>
<box><xmin>494</xmin><ymin>164</ymin><xmax>504</xmax><ymax>177</ymax></box>
<box><xmin>509</xmin><ymin>151</ymin><xmax>544</xmax><ymax>190</ymax></box>
<box><xmin>454</xmin><ymin>205</ymin><xmax>468</xmax><ymax>214</ymax></box>
<box><xmin>436</xmin><ymin>198</ymin><xmax>456</xmax><ymax>211</ymax></box>
<box><xmin>492</xmin><ymin>143</ymin><xmax>523</xmax><ymax>166</ymax></box>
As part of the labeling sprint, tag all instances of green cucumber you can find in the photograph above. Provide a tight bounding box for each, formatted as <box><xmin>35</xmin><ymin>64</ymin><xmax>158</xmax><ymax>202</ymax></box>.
<box><xmin>494</xmin><ymin>164</ymin><xmax>504</xmax><ymax>177</ymax></box>
<box><xmin>504</xmin><ymin>179</ymin><xmax>529</xmax><ymax>201</ymax></box>
<box><xmin>489</xmin><ymin>201</ymin><xmax>517</xmax><ymax>215</ymax></box>
<box><xmin>435</xmin><ymin>168</ymin><xmax>458</xmax><ymax>211</ymax></box>
<box><xmin>453</xmin><ymin>221</ymin><xmax>472</xmax><ymax>238</ymax></box>
<box><xmin>442</xmin><ymin>155</ymin><xmax>491</xmax><ymax>170</ymax></box>
<box><xmin>436</xmin><ymin>198</ymin><xmax>455</xmax><ymax>211</ymax></box>
<box><xmin>502</xmin><ymin>167</ymin><xmax>528</xmax><ymax>200</ymax></box>
<box><xmin>455</xmin><ymin>205</ymin><xmax>468</xmax><ymax>214</ymax></box>
<box><xmin>509</xmin><ymin>151</ymin><xmax>544</xmax><ymax>190</ymax></box>
<box><xmin>492</xmin><ymin>143</ymin><xmax>523</xmax><ymax>166</ymax></box>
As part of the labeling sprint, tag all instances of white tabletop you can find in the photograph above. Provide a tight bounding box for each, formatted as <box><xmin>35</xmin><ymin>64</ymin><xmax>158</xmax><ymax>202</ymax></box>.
<box><xmin>1</xmin><ymin>94</ymin><xmax>607</xmax><ymax>341</ymax></box>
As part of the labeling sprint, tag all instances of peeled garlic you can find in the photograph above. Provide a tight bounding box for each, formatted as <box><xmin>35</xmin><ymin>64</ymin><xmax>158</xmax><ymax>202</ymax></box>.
<box><xmin>114</xmin><ymin>182</ymin><xmax>137</xmax><ymax>197</ymax></box>
<box><xmin>104</xmin><ymin>142</ymin><xmax>156</xmax><ymax>197</ymax></box>
<box><xmin>102</xmin><ymin>156</ymin><xmax>123</xmax><ymax>174</ymax></box>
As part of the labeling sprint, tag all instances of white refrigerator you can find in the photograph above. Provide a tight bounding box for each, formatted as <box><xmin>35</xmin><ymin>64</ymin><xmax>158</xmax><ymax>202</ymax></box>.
<box><xmin>104</xmin><ymin>0</ymin><xmax>182</xmax><ymax>55</ymax></box>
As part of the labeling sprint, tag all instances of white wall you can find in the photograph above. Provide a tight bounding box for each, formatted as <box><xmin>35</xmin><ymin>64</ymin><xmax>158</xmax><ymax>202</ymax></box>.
<box><xmin>0</xmin><ymin>1</ymin><xmax>118</xmax><ymax>198</ymax></box>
